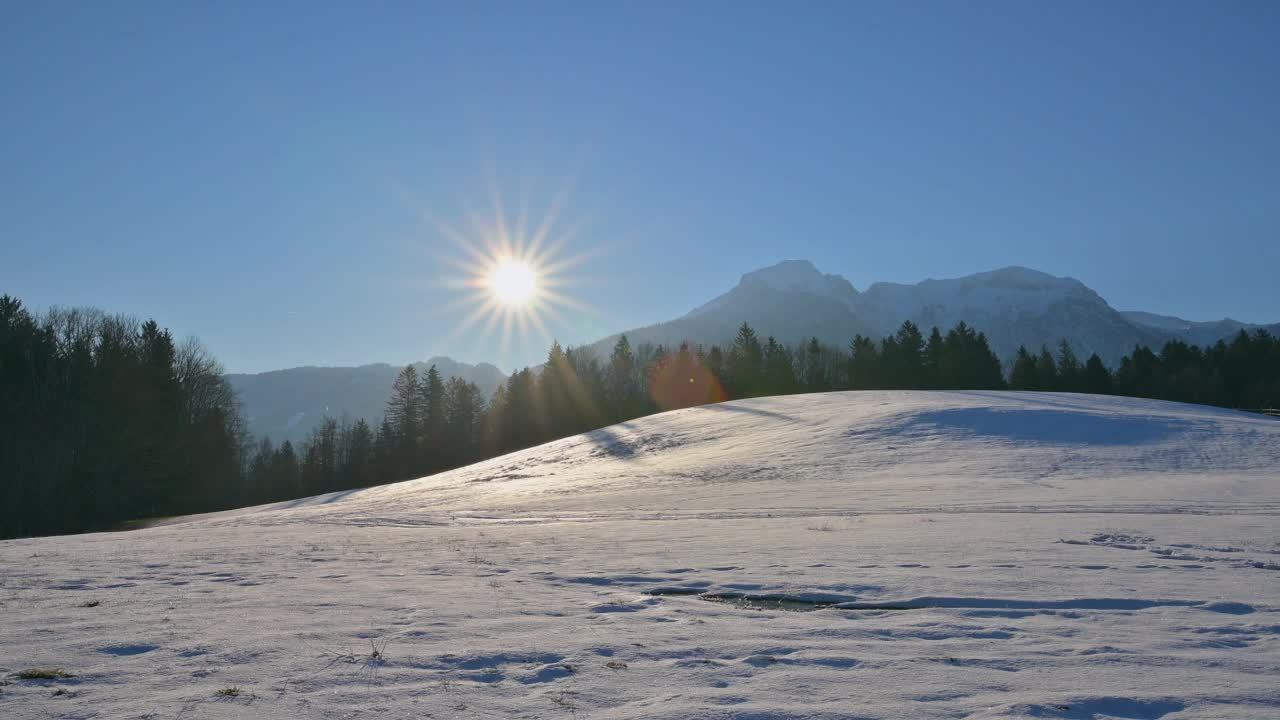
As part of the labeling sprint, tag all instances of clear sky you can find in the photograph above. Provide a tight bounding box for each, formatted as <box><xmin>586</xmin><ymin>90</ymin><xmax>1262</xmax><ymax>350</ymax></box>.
<box><xmin>2</xmin><ymin>2</ymin><xmax>1277</xmax><ymax>373</ymax></box>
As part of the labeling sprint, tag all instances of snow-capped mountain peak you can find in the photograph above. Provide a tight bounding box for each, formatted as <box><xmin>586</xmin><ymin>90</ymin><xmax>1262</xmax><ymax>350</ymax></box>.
<box><xmin>684</xmin><ymin>260</ymin><xmax>858</xmax><ymax>319</ymax></box>
<box><xmin>613</xmin><ymin>260</ymin><xmax>1187</xmax><ymax>365</ymax></box>
<box><xmin>738</xmin><ymin>259</ymin><xmax>859</xmax><ymax>298</ymax></box>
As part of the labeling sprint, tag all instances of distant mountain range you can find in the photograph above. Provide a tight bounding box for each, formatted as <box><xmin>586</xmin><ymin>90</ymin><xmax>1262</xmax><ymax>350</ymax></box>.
<box><xmin>227</xmin><ymin>358</ymin><xmax>505</xmax><ymax>444</ymax></box>
<box><xmin>586</xmin><ymin>260</ymin><xmax>1279</xmax><ymax>367</ymax></box>
<box><xmin>231</xmin><ymin>261</ymin><xmax>1277</xmax><ymax>443</ymax></box>
<box><xmin>1119</xmin><ymin>310</ymin><xmax>1280</xmax><ymax>349</ymax></box>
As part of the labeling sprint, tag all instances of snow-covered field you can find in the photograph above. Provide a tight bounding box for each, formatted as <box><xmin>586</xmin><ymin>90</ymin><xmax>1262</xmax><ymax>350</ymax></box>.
<box><xmin>3</xmin><ymin>391</ymin><xmax>1279</xmax><ymax>719</ymax></box>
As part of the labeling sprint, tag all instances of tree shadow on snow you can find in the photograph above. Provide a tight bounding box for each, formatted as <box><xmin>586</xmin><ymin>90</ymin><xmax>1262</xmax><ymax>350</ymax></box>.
<box><xmin>699</xmin><ymin>402</ymin><xmax>797</xmax><ymax>422</ymax></box>
<box><xmin>584</xmin><ymin>423</ymin><xmax>639</xmax><ymax>460</ymax></box>
<box><xmin>273</xmin><ymin>487</ymin><xmax>366</xmax><ymax>510</ymax></box>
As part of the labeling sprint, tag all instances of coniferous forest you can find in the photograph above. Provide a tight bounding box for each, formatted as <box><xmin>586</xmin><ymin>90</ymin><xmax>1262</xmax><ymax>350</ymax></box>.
<box><xmin>1</xmin><ymin>296</ymin><xmax>245</xmax><ymax>539</ymax></box>
<box><xmin>3</xmin><ymin>294</ymin><xmax>1279</xmax><ymax>539</ymax></box>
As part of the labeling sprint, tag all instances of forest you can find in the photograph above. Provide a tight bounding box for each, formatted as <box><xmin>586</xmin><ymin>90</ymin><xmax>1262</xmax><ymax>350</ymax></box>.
<box><xmin>3</xmin><ymin>293</ymin><xmax>1278</xmax><ymax>538</ymax></box>
<box><xmin>1</xmin><ymin>296</ymin><xmax>245</xmax><ymax>538</ymax></box>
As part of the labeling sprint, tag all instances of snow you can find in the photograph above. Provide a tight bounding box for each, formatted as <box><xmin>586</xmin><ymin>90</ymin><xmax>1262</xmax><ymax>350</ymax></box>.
<box><xmin>737</xmin><ymin>260</ymin><xmax>858</xmax><ymax>300</ymax></box>
<box><xmin>667</xmin><ymin>262</ymin><xmax>1161</xmax><ymax>365</ymax></box>
<box><xmin>684</xmin><ymin>260</ymin><xmax>859</xmax><ymax>318</ymax></box>
<box><xmin>859</xmin><ymin>267</ymin><xmax>1103</xmax><ymax>330</ymax></box>
<box><xmin>3</xmin><ymin>391</ymin><xmax>1279</xmax><ymax>719</ymax></box>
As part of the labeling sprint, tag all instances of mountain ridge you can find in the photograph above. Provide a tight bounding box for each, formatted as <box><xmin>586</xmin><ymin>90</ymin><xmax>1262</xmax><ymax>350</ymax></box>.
<box><xmin>586</xmin><ymin>260</ymin><xmax>1272</xmax><ymax>367</ymax></box>
<box><xmin>231</xmin><ymin>261</ymin><xmax>1277</xmax><ymax>443</ymax></box>
<box><xmin>227</xmin><ymin>356</ymin><xmax>506</xmax><ymax>444</ymax></box>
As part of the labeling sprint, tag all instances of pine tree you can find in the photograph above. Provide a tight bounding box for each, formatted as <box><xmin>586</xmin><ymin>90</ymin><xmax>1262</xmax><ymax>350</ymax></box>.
<box><xmin>481</xmin><ymin>383</ymin><xmax>507</xmax><ymax>455</ymax></box>
<box><xmin>272</xmin><ymin>440</ymin><xmax>300</xmax><ymax>499</ymax></box>
<box><xmin>385</xmin><ymin>365</ymin><xmax>420</xmax><ymax>477</ymax></box>
<box><xmin>443</xmin><ymin>377</ymin><xmax>484</xmax><ymax>465</ymax></box>
<box><xmin>564</xmin><ymin>346</ymin><xmax>607</xmax><ymax>432</ymax></box>
<box><xmin>705</xmin><ymin>345</ymin><xmax>726</xmax><ymax>394</ymax></box>
<box><xmin>848</xmin><ymin>334</ymin><xmax>879</xmax><ymax>389</ymax></box>
<box><xmin>606</xmin><ymin>335</ymin><xmax>639</xmax><ymax>422</ymax></box>
<box><xmin>419</xmin><ymin>364</ymin><xmax>446</xmax><ymax>472</ymax></box>
<box><xmin>373</xmin><ymin>416</ymin><xmax>397</xmax><ymax>481</ymax></box>
<box><xmin>972</xmin><ymin>332</ymin><xmax>1006</xmax><ymax>389</ymax></box>
<box><xmin>1036</xmin><ymin>346</ymin><xmax>1058</xmax><ymax>391</ymax></box>
<box><xmin>878</xmin><ymin>335</ymin><xmax>901</xmax><ymax>388</ymax></box>
<box><xmin>248</xmin><ymin>436</ymin><xmax>275</xmax><ymax>503</ymax></box>
<box><xmin>804</xmin><ymin>337</ymin><xmax>828</xmax><ymax>392</ymax></box>
<box><xmin>1082</xmin><ymin>353</ymin><xmax>1113</xmax><ymax>395</ymax></box>
<box><xmin>727</xmin><ymin>323</ymin><xmax>764</xmax><ymax>397</ymax></box>
<box><xmin>1010</xmin><ymin>346</ymin><xmax>1039</xmax><ymax>390</ymax></box>
<box><xmin>762</xmin><ymin>336</ymin><xmax>796</xmax><ymax>396</ymax></box>
<box><xmin>1056</xmin><ymin>340</ymin><xmax>1081</xmax><ymax>392</ymax></box>
<box><xmin>538</xmin><ymin>341</ymin><xmax>573</xmax><ymax>440</ymax></box>
<box><xmin>924</xmin><ymin>327</ymin><xmax>945</xmax><ymax>389</ymax></box>
<box><xmin>344</xmin><ymin>419</ymin><xmax>374</xmax><ymax>488</ymax></box>
<box><xmin>893</xmin><ymin>321</ymin><xmax>926</xmax><ymax>389</ymax></box>
<box><xmin>500</xmin><ymin>368</ymin><xmax>538</xmax><ymax>451</ymax></box>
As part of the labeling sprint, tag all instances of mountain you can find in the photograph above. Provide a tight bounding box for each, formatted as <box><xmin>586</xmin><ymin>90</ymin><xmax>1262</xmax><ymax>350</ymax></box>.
<box><xmin>590</xmin><ymin>260</ymin><xmax>1268</xmax><ymax>366</ymax></box>
<box><xmin>227</xmin><ymin>357</ymin><xmax>506</xmax><ymax>443</ymax></box>
<box><xmin>1121</xmin><ymin>310</ymin><xmax>1280</xmax><ymax>347</ymax></box>
<box><xmin>229</xmin><ymin>262</ymin><xmax>1276</xmax><ymax>442</ymax></box>
<box><xmin>7</xmin><ymin>392</ymin><xmax>1279</xmax><ymax>717</ymax></box>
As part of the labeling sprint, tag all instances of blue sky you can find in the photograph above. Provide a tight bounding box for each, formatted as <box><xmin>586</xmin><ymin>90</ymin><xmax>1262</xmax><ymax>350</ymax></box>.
<box><xmin>2</xmin><ymin>2</ymin><xmax>1277</xmax><ymax>373</ymax></box>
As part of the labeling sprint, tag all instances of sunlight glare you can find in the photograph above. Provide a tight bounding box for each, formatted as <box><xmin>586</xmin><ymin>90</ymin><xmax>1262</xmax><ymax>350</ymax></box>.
<box><xmin>489</xmin><ymin>259</ymin><xmax>538</xmax><ymax>306</ymax></box>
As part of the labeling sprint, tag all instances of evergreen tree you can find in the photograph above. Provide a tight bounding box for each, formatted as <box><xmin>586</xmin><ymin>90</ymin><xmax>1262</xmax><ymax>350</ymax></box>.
<box><xmin>1010</xmin><ymin>346</ymin><xmax>1039</xmax><ymax>390</ymax></box>
<box><xmin>804</xmin><ymin>337</ymin><xmax>828</xmax><ymax>392</ymax></box>
<box><xmin>443</xmin><ymin>377</ymin><xmax>484</xmax><ymax>465</ymax></box>
<box><xmin>1035</xmin><ymin>346</ymin><xmax>1059</xmax><ymax>391</ymax></box>
<box><xmin>848</xmin><ymin>334</ymin><xmax>879</xmax><ymax>389</ymax></box>
<box><xmin>249</xmin><ymin>436</ymin><xmax>275</xmax><ymax>503</ymax></box>
<box><xmin>1056</xmin><ymin>340</ymin><xmax>1081</xmax><ymax>392</ymax></box>
<box><xmin>605</xmin><ymin>335</ymin><xmax>640</xmax><ymax>422</ymax></box>
<box><xmin>385</xmin><ymin>365</ymin><xmax>421</xmax><ymax>477</ymax></box>
<box><xmin>762</xmin><ymin>336</ymin><xmax>796</xmax><ymax>396</ymax></box>
<box><xmin>893</xmin><ymin>321</ymin><xmax>926</xmax><ymax>389</ymax></box>
<box><xmin>705</xmin><ymin>345</ymin><xmax>726</xmax><ymax>391</ymax></box>
<box><xmin>727</xmin><ymin>323</ymin><xmax>764</xmax><ymax>397</ymax></box>
<box><xmin>272</xmin><ymin>440</ymin><xmax>300</xmax><ymax>500</ymax></box>
<box><xmin>924</xmin><ymin>327</ymin><xmax>945</xmax><ymax>389</ymax></box>
<box><xmin>1082</xmin><ymin>353</ymin><xmax>1113</xmax><ymax>395</ymax></box>
<box><xmin>419</xmin><ymin>364</ymin><xmax>446</xmax><ymax>472</ymax></box>
<box><xmin>373</xmin><ymin>416</ymin><xmax>397</xmax><ymax>481</ymax></box>
<box><xmin>344</xmin><ymin>419</ymin><xmax>374</xmax><ymax>488</ymax></box>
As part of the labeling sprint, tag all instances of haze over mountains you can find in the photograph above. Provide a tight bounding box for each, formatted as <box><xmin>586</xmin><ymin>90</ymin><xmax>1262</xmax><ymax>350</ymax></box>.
<box><xmin>227</xmin><ymin>358</ymin><xmax>505</xmax><ymax>444</ymax></box>
<box><xmin>232</xmin><ymin>261</ymin><xmax>1278</xmax><ymax>442</ymax></box>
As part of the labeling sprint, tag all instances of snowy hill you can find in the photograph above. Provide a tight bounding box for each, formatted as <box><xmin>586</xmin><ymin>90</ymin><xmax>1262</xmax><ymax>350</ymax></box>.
<box><xmin>592</xmin><ymin>261</ymin><xmax>1264</xmax><ymax>365</ymax></box>
<box><xmin>3</xmin><ymin>391</ymin><xmax>1279</xmax><ymax>718</ymax></box>
<box><xmin>227</xmin><ymin>357</ymin><xmax>506</xmax><ymax>443</ymax></box>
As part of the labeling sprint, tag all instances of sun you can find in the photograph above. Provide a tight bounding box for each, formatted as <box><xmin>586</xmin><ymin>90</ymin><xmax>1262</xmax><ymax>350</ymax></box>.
<box><xmin>489</xmin><ymin>258</ymin><xmax>538</xmax><ymax>306</ymax></box>
<box><xmin>416</xmin><ymin>176</ymin><xmax>599</xmax><ymax>362</ymax></box>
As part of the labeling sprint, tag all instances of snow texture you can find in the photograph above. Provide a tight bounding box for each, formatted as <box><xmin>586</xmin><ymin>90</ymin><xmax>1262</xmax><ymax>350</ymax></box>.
<box><xmin>2</xmin><ymin>391</ymin><xmax>1279</xmax><ymax>719</ymax></box>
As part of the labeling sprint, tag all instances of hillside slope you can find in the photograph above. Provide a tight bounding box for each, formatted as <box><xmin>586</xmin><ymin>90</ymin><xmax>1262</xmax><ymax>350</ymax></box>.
<box><xmin>2</xmin><ymin>392</ymin><xmax>1278</xmax><ymax>719</ymax></box>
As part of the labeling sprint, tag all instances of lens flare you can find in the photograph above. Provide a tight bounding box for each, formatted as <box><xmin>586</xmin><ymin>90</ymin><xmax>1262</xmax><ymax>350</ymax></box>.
<box><xmin>648</xmin><ymin>347</ymin><xmax>727</xmax><ymax>411</ymax></box>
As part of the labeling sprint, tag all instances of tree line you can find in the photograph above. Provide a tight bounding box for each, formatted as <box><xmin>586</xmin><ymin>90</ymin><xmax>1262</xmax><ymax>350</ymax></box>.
<box><xmin>1009</xmin><ymin>332</ymin><xmax>1280</xmax><ymax>408</ymax></box>
<box><xmin>1</xmin><ymin>296</ymin><xmax>245</xmax><ymax>539</ymax></box>
<box><xmin>4</xmin><ymin>292</ymin><xmax>1278</xmax><ymax>539</ymax></box>
<box><xmin>249</xmin><ymin>320</ymin><xmax>1279</xmax><ymax>498</ymax></box>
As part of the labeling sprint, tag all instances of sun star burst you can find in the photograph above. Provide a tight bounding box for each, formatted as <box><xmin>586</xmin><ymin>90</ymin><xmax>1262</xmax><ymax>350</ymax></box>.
<box><xmin>417</xmin><ymin>179</ymin><xmax>599</xmax><ymax>364</ymax></box>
